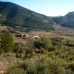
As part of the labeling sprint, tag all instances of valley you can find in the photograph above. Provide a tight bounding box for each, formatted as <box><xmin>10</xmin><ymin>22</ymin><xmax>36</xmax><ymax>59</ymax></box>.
<box><xmin>1</xmin><ymin>25</ymin><xmax>74</xmax><ymax>44</ymax></box>
<box><xmin>0</xmin><ymin>1</ymin><xmax>74</xmax><ymax>74</ymax></box>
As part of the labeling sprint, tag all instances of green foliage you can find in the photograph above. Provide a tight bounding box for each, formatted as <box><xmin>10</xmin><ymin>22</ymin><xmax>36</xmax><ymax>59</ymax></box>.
<box><xmin>0</xmin><ymin>34</ymin><xmax>3</xmax><ymax>54</ymax></box>
<box><xmin>20</xmin><ymin>56</ymin><xmax>67</xmax><ymax>74</ymax></box>
<box><xmin>14</xmin><ymin>43</ymin><xmax>22</xmax><ymax>53</ymax></box>
<box><xmin>64</xmin><ymin>40</ymin><xmax>74</xmax><ymax>47</ymax></box>
<box><xmin>1</xmin><ymin>30</ymin><xmax>14</xmax><ymax>52</ymax></box>
<box><xmin>34</xmin><ymin>36</ymin><xmax>52</xmax><ymax>51</ymax></box>
<box><xmin>7</xmin><ymin>67</ymin><xmax>26</xmax><ymax>74</ymax></box>
<box><xmin>61</xmin><ymin>20</ymin><xmax>74</xmax><ymax>29</ymax></box>
<box><xmin>40</xmin><ymin>36</ymin><xmax>52</xmax><ymax>50</ymax></box>
<box><xmin>0</xmin><ymin>2</ymin><xmax>54</xmax><ymax>31</ymax></box>
<box><xmin>14</xmin><ymin>43</ymin><xmax>25</xmax><ymax>58</ymax></box>
<box><xmin>0</xmin><ymin>34</ymin><xmax>1</xmax><ymax>49</ymax></box>
<box><xmin>52</xmin><ymin>11</ymin><xmax>74</xmax><ymax>29</ymax></box>
<box><xmin>52</xmin><ymin>16</ymin><xmax>67</xmax><ymax>25</ymax></box>
<box><xmin>69</xmin><ymin>62</ymin><xmax>74</xmax><ymax>71</ymax></box>
<box><xmin>4</xmin><ymin>36</ymin><xmax>74</xmax><ymax>74</ymax></box>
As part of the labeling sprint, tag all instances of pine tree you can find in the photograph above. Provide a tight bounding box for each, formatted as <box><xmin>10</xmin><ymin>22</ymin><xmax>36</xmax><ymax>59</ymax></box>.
<box><xmin>1</xmin><ymin>30</ymin><xmax>14</xmax><ymax>52</ymax></box>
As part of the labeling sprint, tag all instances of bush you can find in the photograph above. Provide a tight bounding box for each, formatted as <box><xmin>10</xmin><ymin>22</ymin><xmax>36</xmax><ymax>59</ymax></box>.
<box><xmin>20</xmin><ymin>55</ymin><xmax>67</xmax><ymax>74</ymax></box>
<box><xmin>69</xmin><ymin>62</ymin><xmax>74</xmax><ymax>71</ymax></box>
<box><xmin>6</xmin><ymin>67</ymin><xmax>26</xmax><ymax>74</ymax></box>
<box><xmin>34</xmin><ymin>36</ymin><xmax>52</xmax><ymax>51</ymax></box>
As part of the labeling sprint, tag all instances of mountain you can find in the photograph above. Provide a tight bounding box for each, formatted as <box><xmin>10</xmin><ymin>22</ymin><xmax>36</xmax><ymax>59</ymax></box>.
<box><xmin>0</xmin><ymin>1</ymin><xmax>55</xmax><ymax>32</ymax></box>
<box><xmin>52</xmin><ymin>11</ymin><xmax>74</xmax><ymax>29</ymax></box>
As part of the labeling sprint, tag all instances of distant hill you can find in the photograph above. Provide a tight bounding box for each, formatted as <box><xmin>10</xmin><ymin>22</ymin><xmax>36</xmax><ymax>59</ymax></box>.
<box><xmin>52</xmin><ymin>11</ymin><xmax>74</xmax><ymax>29</ymax></box>
<box><xmin>0</xmin><ymin>1</ymin><xmax>55</xmax><ymax>32</ymax></box>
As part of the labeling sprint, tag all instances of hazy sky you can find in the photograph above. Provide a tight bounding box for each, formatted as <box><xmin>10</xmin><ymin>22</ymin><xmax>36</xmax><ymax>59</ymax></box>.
<box><xmin>0</xmin><ymin>0</ymin><xmax>74</xmax><ymax>16</ymax></box>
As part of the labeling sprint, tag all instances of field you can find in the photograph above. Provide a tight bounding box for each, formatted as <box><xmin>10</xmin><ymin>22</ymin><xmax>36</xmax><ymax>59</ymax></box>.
<box><xmin>0</xmin><ymin>26</ymin><xmax>7</xmax><ymax>31</ymax></box>
<box><xmin>15</xmin><ymin>25</ymin><xmax>74</xmax><ymax>42</ymax></box>
<box><xmin>52</xmin><ymin>25</ymin><xmax>74</xmax><ymax>36</ymax></box>
<box><xmin>28</xmin><ymin>30</ymin><xmax>58</xmax><ymax>36</ymax></box>
<box><xmin>12</xmin><ymin>35</ymin><xmax>27</xmax><ymax>44</ymax></box>
<box><xmin>1</xmin><ymin>25</ymin><xmax>74</xmax><ymax>43</ymax></box>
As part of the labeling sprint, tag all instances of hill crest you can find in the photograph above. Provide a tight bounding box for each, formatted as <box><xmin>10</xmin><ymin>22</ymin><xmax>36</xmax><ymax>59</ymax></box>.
<box><xmin>0</xmin><ymin>1</ymin><xmax>55</xmax><ymax>32</ymax></box>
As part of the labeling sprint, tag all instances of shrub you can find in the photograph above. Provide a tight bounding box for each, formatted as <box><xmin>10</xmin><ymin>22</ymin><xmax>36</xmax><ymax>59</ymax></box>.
<box><xmin>20</xmin><ymin>55</ymin><xmax>67</xmax><ymax>74</ymax></box>
<box><xmin>69</xmin><ymin>62</ymin><xmax>74</xmax><ymax>71</ymax></box>
<box><xmin>34</xmin><ymin>36</ymin><xmax>52</xmax><ymax>51</ymax></box>
<box><xmin>6</xmin><ymin>67</ymin><xmax>26</xmax><ymax>74</ymax></box>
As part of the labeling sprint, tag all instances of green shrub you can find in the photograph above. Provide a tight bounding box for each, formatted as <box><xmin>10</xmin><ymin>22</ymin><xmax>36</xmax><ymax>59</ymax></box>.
<box><xmin>7</xmin><ymin>67</ymin><xmax>26</xmax><ymax>74</ymax></box>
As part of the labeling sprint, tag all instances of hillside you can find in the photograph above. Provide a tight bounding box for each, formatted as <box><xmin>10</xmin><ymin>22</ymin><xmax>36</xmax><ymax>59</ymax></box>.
<box><xmin>0</xmin><ymin>1</ymin><xmax>55</xmax><ymax>32</ymax></box>
<box><xmin>52</xmin><ymin>11</ymin><xmax>74</xmax><ymax>29</ymax></box>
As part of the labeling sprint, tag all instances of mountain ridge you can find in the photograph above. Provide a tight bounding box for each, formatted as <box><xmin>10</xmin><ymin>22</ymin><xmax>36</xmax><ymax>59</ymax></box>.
<box><xmin>0</xmin><ymin>1</ymin><xmax>55</xmax><ymax>32</ymax></box>
<box><xmin>52</xmin><ymin>11</ymin><xmax>74</xmax><ymax>29</ymax></box>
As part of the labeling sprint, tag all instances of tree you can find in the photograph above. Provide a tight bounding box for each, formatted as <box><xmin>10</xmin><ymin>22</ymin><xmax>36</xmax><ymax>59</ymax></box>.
<box><xmin>34</xmin><ymin>36</ymin><xmax>52</xmax><ymax>51</ymax></box>
<box><xmin>40</xmin><ymin>36</ymin><xmax>52</xmax><ymax>49</ymax></box>
<box><xmin>1</xmin><ymin>30</ymin><xmax>14</xmax><ymax>52</ymax></box>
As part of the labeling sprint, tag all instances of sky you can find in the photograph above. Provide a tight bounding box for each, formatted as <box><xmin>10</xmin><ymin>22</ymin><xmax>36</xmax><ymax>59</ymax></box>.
<box><xmin>0</xmin><ymin>0</ymin><xmax>74</xmax><ymax>16</ymax></box>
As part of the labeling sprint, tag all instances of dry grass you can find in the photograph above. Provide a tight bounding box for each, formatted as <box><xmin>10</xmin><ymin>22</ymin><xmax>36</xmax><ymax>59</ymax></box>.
<box><xmin>29</xmin><ymin>31</ymin><xmax>58</xmax><ymax>36</ymax></box>
<box><xmin>12</xmin><ymin>36</ymin><xmax>27</xmax><ymax>44</ymax></box>
<box><xmin>52</xmin><ymin>25</ymin><xmax>74</xmax><ymax>36</ymax></box>
<box><xmin>0</xmin><ymin>26</ymin><xmax>7</xmax><ymax>31</ymax></box>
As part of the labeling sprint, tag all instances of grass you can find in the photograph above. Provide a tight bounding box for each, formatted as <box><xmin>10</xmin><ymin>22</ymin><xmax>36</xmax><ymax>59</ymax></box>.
<box><xmin>12</xmin><ymin>35</ymin><xmax>27</xmax><ymax>44</ymax></box>
<box><xmin>0</xmin><ymin>26</ymin><xmax>7</xmax><ymax>31</ymax></box>
<box><xmin>59</xmin><ymin>35</ymin><xmax>74</xmax><ymax>41</ymax></box>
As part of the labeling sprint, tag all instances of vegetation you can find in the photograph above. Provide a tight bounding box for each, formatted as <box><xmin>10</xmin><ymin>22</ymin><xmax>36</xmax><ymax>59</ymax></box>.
<box><xmin>52</xmin><ymin>11</ymin><xmax>74</xmax><ymax>29</ymax></box>
<box><xmin>0</xmin><ymin>1</ymin><xmax>54</xmax><ymax>32</ymax></box>
<box><xmin>34</xmin><ymin>36</ymin><xmax>52</xmax><ymax>50</ymax></box>
<box><xmin>0</xmin><ymin>31</ymin><xmax>74</xmax><ymax>74</ymax></box>
<box><xmin>0</xmin><ymin>30</ymin><xmax>14</xmax><ymax>53</ymax></box>
<box><xmin>61</xmin><ymin>20</ymin><xmax>74</xmax><ymax>29</ymax></box>
<box><xmin>1</xmin><ymin>1</ymin><xmax>74</xmax><ymax>74</ymax></box>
